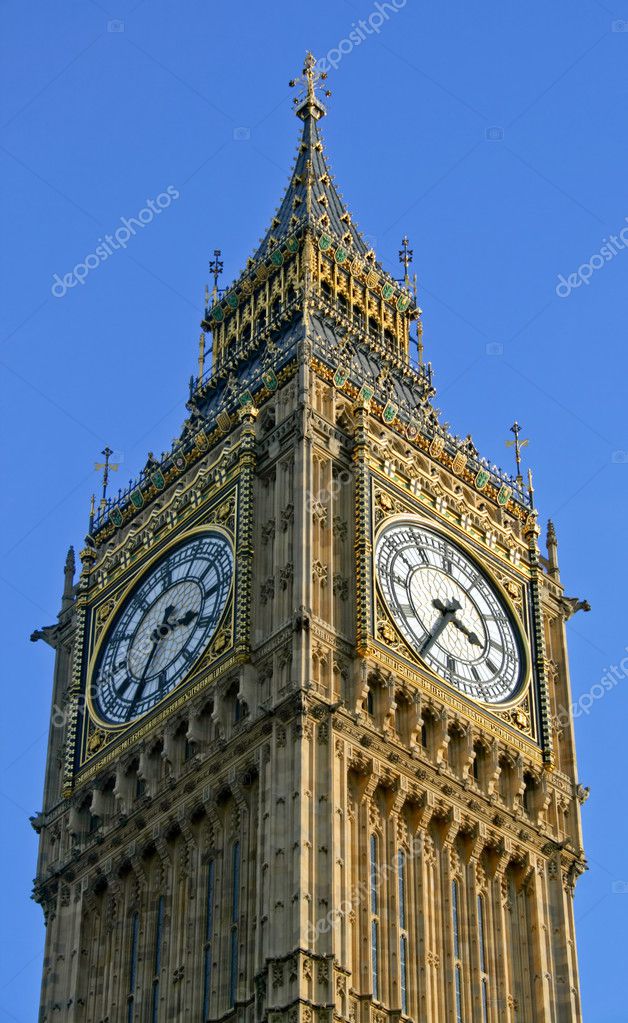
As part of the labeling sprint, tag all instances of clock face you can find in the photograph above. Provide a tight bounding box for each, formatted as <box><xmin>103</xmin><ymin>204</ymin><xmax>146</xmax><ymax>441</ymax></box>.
<box><xmin>375</xmin><ymin>519</ymin><xmax>524</xmax><ymax>704</ymax></box>
<box><xmin>90</xmin><ymin>531</ymin><xmax>233</xmax><ymax>725</ymax></box>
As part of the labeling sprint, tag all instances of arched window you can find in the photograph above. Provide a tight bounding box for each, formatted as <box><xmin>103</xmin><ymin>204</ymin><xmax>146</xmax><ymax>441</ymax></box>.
<box><xmin>367</xmin><ymin>687</ymin><xmax>375</xmax><ymax>717</ymax></box>
<box><xmin>522</xmin><ymin>772</ymin><xmax>535</xmax><ymax>815</ymax></box>
<box><xmin>420</xmin><ymin>716</ymin><xmax>429</xmax><ymax>750</ymax></box>
<box><xmin>127</xmin><ymin>911</ymin><xmax>140</xmax><ymax>1023</ymax></box>
<box><xmin>151</xmin><ymin>896</ymin><xmax>164</xmax><ymax>1023</ymax></box>
<box><xmin>229</xmin><ymin>842</ymin><xmax>240</xmax><ymax>1006</ymax></box>
<box><xmin>370</xmin><ymin>834</ymin><xmax>380</xmax><ymax>1000</ymax></box>
<box><xmin>397</xmin><ymin>850</ymin><xmax>408</xmax><ymax>1014</ymax></box>
<box><xmin>202</xmin><ymin>860</ymin><xmax>215</xmax><ymax>1020</ymax></box>
<box><xmin>452</xmin><ymin>879</ymin><xmax>463</xmax><ymax>1023</ymax></box>
<box><xmin>478</xmin><ymin>894</ymin><xmax>489</xmax><ymax>1023</ymax></box>
<box><xmin>472</xmin><ymin>747</ymin><xmax>480</xmax><ymax>783</ymax></box>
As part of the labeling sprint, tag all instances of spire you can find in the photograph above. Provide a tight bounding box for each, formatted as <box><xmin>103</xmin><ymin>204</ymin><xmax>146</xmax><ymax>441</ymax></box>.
<box><xmin>546</xmin><ymin>519</ymin><xmax>560</xmax><ymax>578</ymax></box>
<box><xmin>251</xmin><ymin>52</ymin><xmax>368</xmax><ymax>264</ymax></box>
<box><xmin>61</xmin><ymin>546</ymin><xmax>75</xmax><ymax>612</ymax></box>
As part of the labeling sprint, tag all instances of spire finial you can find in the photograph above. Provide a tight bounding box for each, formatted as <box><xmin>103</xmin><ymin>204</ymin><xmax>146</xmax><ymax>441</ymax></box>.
<box><xmin>289</xmin><ymin>52</ymin><xmax>330</xmax><ymax>120</ymax></box>
<box><xmin>62</xmin><ymin>546</ymin><xmax>75</xmax><ymax>611</ymax></box>
<box><xmin>209</xmin><ymin>249</ymin><xmax>223</xmax><ymax>305</ymax></box>
<box><xmin>506</xmin><ymin>420</ymin><xmax>529</xmax><ymax>485</ymax></box>
<box><xmin>197</xmin><ymin>331</ymin><xmax>206</xmax><ymax>386</ymax></box>
<box><xmin>547</xmin><ymin>519</ymin><xmax>560</xmax><ymax>577</ymax></box>
<box><xmin>95</xmin><ymin>447</ymin><xmax>119</xmax><ymax>511</ymax></box>
<box><xmin>399</xmin><ymin>236</ymin><xmax>413</xmax><ymax>287</ymax></box>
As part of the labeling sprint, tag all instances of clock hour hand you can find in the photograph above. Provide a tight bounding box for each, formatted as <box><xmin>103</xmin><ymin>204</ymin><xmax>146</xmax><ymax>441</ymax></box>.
<box><xmin>176</xmin><ymin>609</ymin><xmax>197</xmax><ymax>627</ymax></box>
<box><xmin>149</xmin><ymin>604</ymin><xmax>177</xmax><ymax>642</ymax></box>
<box><xmin>421</xmin><ymin>598</ymin><xmax>462</xmax><ymax>654</ymax></box>
<box><xmin>450</xmin><ymin>617</ymin><xmax>482</xmax><ymax>647</ymax></box>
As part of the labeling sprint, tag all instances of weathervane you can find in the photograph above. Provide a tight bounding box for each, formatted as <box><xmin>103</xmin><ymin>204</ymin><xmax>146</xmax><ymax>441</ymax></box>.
<box><xmin>95</xmin><ymin>446</ymin><xmax>119</xmax><ymax>512</ymax></box>
<box><xmin>506</xmin><ymin>421</ymin><xmax>529</xmax><ymax>485</ymax></box>
<box><xmin>289</xmin><ymin>52</ymin><xmax>331</xmax><ymax>118</ymax></box>
<box><xmin>399</xmin><ymin>236</ymin><xmax>413</xmax><ymax>287</ymax></box>
<box><xmin>209</xmin><ymin>249</ymin><xmax>223</xmax><ymax>304</ymax></box>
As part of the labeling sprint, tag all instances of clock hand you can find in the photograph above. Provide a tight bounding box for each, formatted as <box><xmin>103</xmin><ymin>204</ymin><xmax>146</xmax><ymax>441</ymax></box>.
<box><xmin>431</xmin><ymin>597</ymin><xmax>481</xmax><ymax>647</ymax></box>
<box><xmin>176</xmin><ymin>609</ymin><xmax>198</xmax><ymax>627</ymax></box>
<box><xmin>450</xmin><ymin>618</ymin><xmax>482</xmax><ymax>646</ymax></box>
<box><xmin>126</xmin><ymin>638</ymin><xmax>159</xmax><ymax>717</ymax></box>
<box><xmin>421</xmin><ymin>598</ymin><xmax>462</xmax><ymax>654</ymax></box>
<box><xmin>149</xmin><ymin>604</ymin><xmax>177</xmax><ymax>642</ymax></box>
<box><xmin>127</xmin><ymin>605</ymin><xmax>176</xmax><ymax>716</ymax></box>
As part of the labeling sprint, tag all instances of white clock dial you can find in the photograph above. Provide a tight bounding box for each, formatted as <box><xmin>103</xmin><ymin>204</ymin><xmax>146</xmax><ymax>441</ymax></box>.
<box><xmin>90</xmin><ymin>531</ymin><xmax>233</xmax><ymax>725</ymax></box>
<box><xmin>375</xmin><ymin>519</ymin><xmax>524</xmax><ymax>703</ymax></box>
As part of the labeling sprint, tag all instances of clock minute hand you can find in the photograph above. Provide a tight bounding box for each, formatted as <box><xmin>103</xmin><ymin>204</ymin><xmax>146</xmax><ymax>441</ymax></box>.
<box><xmin>128</xmin><ymin>605</ymin><xmax>175</xmax><ymax>716</ymax></box>
<box><xmin>127</xmin><ymin>636</ymin><xmax>159</xmax><ymax>717</ymax></box>
<box><xmin>421</xmin><ymin>598</ymin><xmax>462</xmax><ymax>655</ymax></box>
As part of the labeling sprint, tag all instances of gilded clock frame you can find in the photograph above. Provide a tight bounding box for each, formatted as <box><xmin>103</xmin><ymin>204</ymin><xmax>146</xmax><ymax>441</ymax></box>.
<box><xmin>84</xmin><ymin>522</ymin><xmax>235</xmax><ymax>732</ymax></box>
<box><xmin>72</xmin><ymin>477</ymin><xmax>248</xmax><ymax>783</ymax></box>
<box><xmin>364</xmin><ymin>470</ymin><xmax>542</xmax><ymax>753</ymax></box>
<box><xmin>373</xmin><ymin>510</ymin><xmax>532</xmax><ymax>712</ymax></box>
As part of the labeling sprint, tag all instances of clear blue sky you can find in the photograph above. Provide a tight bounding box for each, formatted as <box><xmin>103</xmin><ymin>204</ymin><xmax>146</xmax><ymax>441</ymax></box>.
<box><xmin>1</xmin><ymin>2</ymin><xmax>626</xmax><ymax>1020</ymax></box>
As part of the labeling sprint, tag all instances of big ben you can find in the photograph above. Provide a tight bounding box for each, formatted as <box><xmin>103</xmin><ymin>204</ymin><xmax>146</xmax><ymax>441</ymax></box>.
<box><xmin>33</xmin><ymin>54</ymin><xmax>587</xmax><ymax>1023</ymax></box>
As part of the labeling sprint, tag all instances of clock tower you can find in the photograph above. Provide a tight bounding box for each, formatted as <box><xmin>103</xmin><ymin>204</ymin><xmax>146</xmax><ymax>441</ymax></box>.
<box><xmin>33</xmin><ymin>54</ymin><xmax>588</xmax><ymax>1023</ymax></box>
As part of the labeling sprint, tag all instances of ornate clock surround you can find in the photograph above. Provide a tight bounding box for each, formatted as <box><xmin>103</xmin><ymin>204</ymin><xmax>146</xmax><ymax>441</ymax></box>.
<box><xmin>360</xmin><ymin>468</ymin><xmax>543</xmax><ymax>757</ymax></box>
<box><xmin>68</xmin><ymin>409</ymin><xmax>259</xmax><ymax>789</ymax></box>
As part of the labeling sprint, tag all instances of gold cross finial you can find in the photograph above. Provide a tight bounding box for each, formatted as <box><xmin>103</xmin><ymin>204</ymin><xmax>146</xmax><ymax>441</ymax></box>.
<box><xmin>505</xmin><ymin>420</ymin><xmax>529</xmax><ymax>485</ymax></box>
<box><xmin>209</xmin><ymin>249</ymin><xmax>223</xmax><ymax>305</ymax></box>
<box><xmin>399</xmin><ymin>236</ymin><xmax>413</xmax><ymax>286</ymax></box>
<box><xmin>94</xmin><ymin>446</ymin><xmax>119</xmax><ymax>509</ymax></box>
<box><xmin>289</xmin><ymin>52</ymin><xmax>331</xmax><ymax>120</ymax></box>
